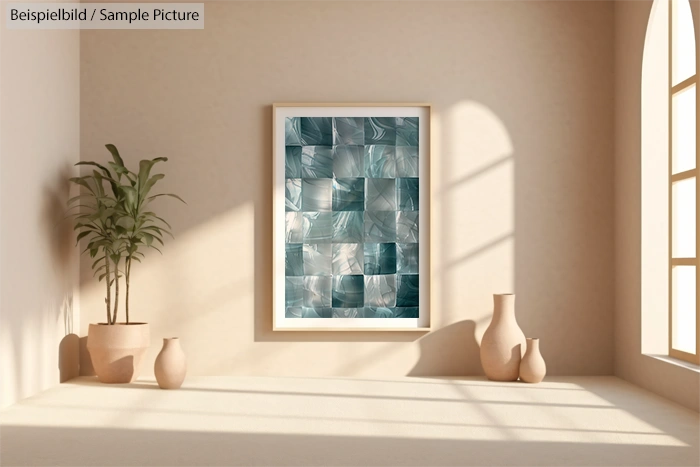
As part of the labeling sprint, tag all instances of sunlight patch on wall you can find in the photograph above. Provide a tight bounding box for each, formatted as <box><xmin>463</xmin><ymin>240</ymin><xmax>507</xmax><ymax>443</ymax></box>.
<box><xmin>433</xmin><ymin>101</ymin><xmax>514</xmax><ymax>333</ymax></box>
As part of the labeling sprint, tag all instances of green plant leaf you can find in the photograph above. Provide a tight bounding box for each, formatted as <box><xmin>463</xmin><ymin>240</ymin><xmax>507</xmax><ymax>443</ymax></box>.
<box><xmin>76</xmin><ymin>161</ymin><xmax>112</xmax><ymax>177</ymax></box>
<box><xmin>69</xmin><ymin>177</ymin><xmax>96</xmax><ymax>195</ymax></box>
<box><xmin>75</xmin><ymin>230</ymin><xmax>93</xmax><ymax>244</ymax></box>
<box><xmin>92</xmin><ymin>171</ymin><xmax>106</xmax><ymax>197</ymax></box>
<box><xmin>108</xmin><ymin>161</ymin><xmax>126</xmax><ymax>174</ymax></box>
<box><xmin>121</xmin><ymin>186</ymin><xmax>138</xmax><ymax>214</ymax></box>
<box><xmin>74</xmin><ymin>222</ymin><xmax>98</xmax><ymax>232</ymax></box>
<box><xmin>112</xmin><ymin>238</ymin><xmax>127</xmax><ymax>250</ymax></box>
<box><xmin>64</xmin><ymin>204</ymin><xmax>97</xmax><ymax>216</ymax></box>
<box><xmin>140</xmin><ymin>174</ymin><xmax>165</xmax><ymax>201</ymax></box>
<box><xmin>142</xmin><ymin>225</ymin><xmax>173</xmax><ymax>239</ymax></box>
<box><xmin>137</xmin><ymin>158</ymin><xmax>167</xmax><ymax>198</ymax></box>
<box><xmin>105</xmin><ymin>144</ymin><xmax>124</xmax><ymax>167</ymax></box>
<box><xmin>91</xmin><ymin>239</ymin><xmax>112</xmax><ymax>248</ymax></box>
<box><xmin>99</xmin><ymin>208</ymin><xmax>115</xmax><ymax>222</ymax></box>
<box><xmin>107</xmin><ymin>162</ymin><xmax>135</xmax><ymax>184</ymax></box>
<box><xmin>116</xmin><ymin>216</ymin><xmax>135</xmax><ymax>230</ymax></box>
<box><xmin>146</xmin><ymin>193</ymin><xmax>186</xmax><ymax>204</ymax></box>
<box><xmin>67</xmin><ymin>194</ymin><xmax>97</xmax><ymax>205</ymax></box>
<box><xmin>142</xmin><ymin>212</ymin><xmax>172</xmax><ymax>229</ymax></box>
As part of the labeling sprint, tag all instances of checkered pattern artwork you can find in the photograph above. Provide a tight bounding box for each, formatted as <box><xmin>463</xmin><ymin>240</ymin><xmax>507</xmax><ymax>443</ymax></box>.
<box><xmin>284</xmin><ymin>116</ymin><xmax>420</xmax><ymax>319</ymax></box>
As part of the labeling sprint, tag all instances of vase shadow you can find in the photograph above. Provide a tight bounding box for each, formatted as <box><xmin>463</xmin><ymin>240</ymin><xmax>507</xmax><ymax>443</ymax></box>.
<box><xmin>58</xmin><ymin>333</ymin><xmax>80</xmax><ymax>383</ymax></box>
<box><xmin>407</xmin><ymin>320</ymin><xmax>482</xmax><ymax>376</ymax></box>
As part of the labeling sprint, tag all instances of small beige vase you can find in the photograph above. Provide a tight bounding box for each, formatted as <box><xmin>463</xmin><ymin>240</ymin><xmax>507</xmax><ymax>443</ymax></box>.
<box><xmin>480</xmin><ymin>294</ymin><xmax>526</xmax><ymax>381</ymax></box>
<box><xmin>520</xmin><ymin>338</ymin><xmax>546</xmax><ymax>383</ymax></box>
<box><xmin>87</xmin><ymin>323</ymin><xmax>150</xmax><ymax>384</ymax></box>
<box><xmin>154</xmin><ymin>338</ymin><xmax>187</xmax><ymax>389</ymax></box>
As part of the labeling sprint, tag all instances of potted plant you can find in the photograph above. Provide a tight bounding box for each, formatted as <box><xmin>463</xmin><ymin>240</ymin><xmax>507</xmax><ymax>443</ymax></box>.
<box><xmin>68</xmin><ymin>144</ymin><xmax>183</xmax><ymax>383</ymax></box>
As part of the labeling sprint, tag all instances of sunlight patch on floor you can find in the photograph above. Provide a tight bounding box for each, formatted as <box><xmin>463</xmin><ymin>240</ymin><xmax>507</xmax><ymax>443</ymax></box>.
<box><xmin>0</xmin><ymin>376</ymin><xmax>694</xmax><ymax>448</ymax></box>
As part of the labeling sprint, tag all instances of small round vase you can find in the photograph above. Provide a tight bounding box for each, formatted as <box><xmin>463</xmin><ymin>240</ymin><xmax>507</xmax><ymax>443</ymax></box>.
<box><xmin>154</xmin><ymin>338</ymin><xmax>187</xmax><ymax>389</ymax></box>
<box><xmin>480</xmin><ymin>294</ymin><xmax>526</xmax><ymax>381</ymax></box>
<box><xmin>520</xmin><ymin>338</ymin><xmax>546</xmax><ymax>383</ymax></box>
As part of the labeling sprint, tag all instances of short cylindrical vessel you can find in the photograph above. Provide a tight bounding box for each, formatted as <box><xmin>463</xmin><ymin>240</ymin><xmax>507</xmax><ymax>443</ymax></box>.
<box><xmin>154</xmin><ymin>337</ymin><xmax>187</xmax><ymax>389</ymax></box>
<box><xmin>520</xmin><ymin>338</ymin><xmax>546</xmax><ymax>383</ymax></box>
<box><xmin>87</xmin><ymin>323</ymin><xmax>150</xmax><ymax>384</ymax></box>
<box><xmin>480</xmin><ymin>294</ymin><xmax>526</xmax><ymax>381</ymax></box>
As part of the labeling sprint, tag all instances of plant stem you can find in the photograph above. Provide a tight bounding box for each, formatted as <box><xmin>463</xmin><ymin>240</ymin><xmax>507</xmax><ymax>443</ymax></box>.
<box><xmin>105</xmin><ymin>255</ymin><xmax>112</xmax><ymax>324</ymax></box>
<box><xmin>125</xmin><ymin>257</ymin><xmax>131</xmax><ymax>324</ymax></box>
<box><xmin>112</xmin><ymin>258</ymin><xmax>119</xmax><ymax>324</ymax></box>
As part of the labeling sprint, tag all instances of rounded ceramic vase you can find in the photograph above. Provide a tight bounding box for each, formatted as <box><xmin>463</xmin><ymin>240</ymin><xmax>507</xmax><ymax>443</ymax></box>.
<box><xmin>87</xmin><ymin>323</ymin><xmax>150</xmax><ymax>384</ymax></box>
<box><xmin>480</xmin><ymin>294</ymin><xmax>526</xmax><ymax>381</ymax></box>
<box><xmin>519</xmin><ymin>338</ymin><xmax>546</xmax><ymax>384</ymax></box>
<box><xmin>154</xmin><ymin>337</ymin><xmax>187</xmax><ymax>389</ymax></box>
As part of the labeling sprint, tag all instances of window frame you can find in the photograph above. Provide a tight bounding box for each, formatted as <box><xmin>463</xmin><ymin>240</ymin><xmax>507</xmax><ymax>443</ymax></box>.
<box><xmin>668</xmin><ymin>0</ymin><xmax>700</xmax><ymax>365</ymax></box>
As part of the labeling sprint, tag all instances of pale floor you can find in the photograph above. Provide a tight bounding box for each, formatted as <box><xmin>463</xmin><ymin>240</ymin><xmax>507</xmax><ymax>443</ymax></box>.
<box><xmin>0</xmin><ymin>376</ymin><xmax>698</xmax><ymax>466</ymax></box>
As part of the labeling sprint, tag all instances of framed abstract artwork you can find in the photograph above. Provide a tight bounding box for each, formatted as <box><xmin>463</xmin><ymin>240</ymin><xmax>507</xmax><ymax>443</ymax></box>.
<box><xmin>272</xmin><ymin>103</ymin><xmax>431</xmax><ymax>331</ymax></box>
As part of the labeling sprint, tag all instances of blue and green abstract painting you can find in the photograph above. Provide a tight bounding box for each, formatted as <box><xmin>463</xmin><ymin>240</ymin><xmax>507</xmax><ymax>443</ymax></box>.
<box><xmin>285</xmin><ymin>116</ymin><xmax>420</xmax><ymax>319</ymax></box>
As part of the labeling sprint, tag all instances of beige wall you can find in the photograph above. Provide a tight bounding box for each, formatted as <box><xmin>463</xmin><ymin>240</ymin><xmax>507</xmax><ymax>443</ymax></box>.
<box><xmin>614</xmin><ymin>0</ymin><xmax>700</xmax><ymax>411</ymax></box>
<box><xmin>0</xmin><ymin>10</ymin><xmax>81</xmax><ymax>408</ymax></box>
<box><xmin>79</xmin><ymin>1</ymin><xmax>615</xmax><ymax>379</ymax></box>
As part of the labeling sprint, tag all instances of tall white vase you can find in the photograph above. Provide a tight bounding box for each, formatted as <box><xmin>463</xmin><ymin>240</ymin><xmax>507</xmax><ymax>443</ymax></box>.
<box><xmin>520</xmin><ymin>338</ymin><xmax>546</xmax><ymax>383</ymax></box>
<box><xmin>480</xmin><ymin>294</ymin><xmax>526</xmax><ymax>381</ymax></box>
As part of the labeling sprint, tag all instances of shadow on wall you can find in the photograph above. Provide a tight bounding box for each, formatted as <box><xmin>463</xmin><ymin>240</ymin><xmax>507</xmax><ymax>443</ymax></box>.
<box><xmin>58</xmin><ymin>334</ymin><xmax>80</xmax><ymax>383</ymax></box>
<box><xmin>42</xmin><ymin>164</ymin><xmax>75</xmax><ymax>273</ymax></box>
<box><xmin>408</xmin><ymin>320</ymin><xmax>482</xmax><ymax>376</ymax></box>
<box><xmin>44</xmin><ymin>163</ymin><xmax>81</xmax><ymax>383</ymax></box>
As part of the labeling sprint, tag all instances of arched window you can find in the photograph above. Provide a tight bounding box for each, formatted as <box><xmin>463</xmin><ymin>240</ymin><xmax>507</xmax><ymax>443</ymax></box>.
<box><xmin>669</xmin><ymin>0</ymin><xmax>698</xmax><ymax>364</ymax></box>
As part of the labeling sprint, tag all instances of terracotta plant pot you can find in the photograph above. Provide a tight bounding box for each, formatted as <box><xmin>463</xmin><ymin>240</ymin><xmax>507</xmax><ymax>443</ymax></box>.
<box><xmin>154</xmin><ymin>337</ymin><xmax>187</xmax><ymax>389</ymax></box>
<box><xmin>520</xmin><ymin>338</ymin><xmax>547</xmax><ymax>383</ymax></box>
<box><xmin>480</xmin><ymin>294</ymin><xmax>526</xmax><ymax>381</ymax></box>
<box><xmin>87</xmin><ymin>323</ymin><xmax>150</xmax><ymax>384</ymax></box>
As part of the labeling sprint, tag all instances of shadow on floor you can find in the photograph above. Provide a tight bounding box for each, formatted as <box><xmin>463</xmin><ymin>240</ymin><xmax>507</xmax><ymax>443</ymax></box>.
<box><xmin>0</xmin><ymin>425</ymin><xmax>696</xmax><ymax>467</ymax></box>
<box><xmin>66</xmin><ymin>377</ymin><xmax>619</xmax><ymax>409</ymax></box>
